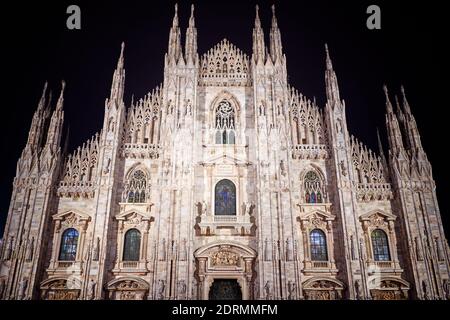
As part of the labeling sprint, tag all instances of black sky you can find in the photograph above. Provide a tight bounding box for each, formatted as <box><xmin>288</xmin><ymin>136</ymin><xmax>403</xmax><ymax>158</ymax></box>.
<box><xmin>0</xmin><ymin>0</ymin><xmax>448</xmax><ymax>237</ymax></box>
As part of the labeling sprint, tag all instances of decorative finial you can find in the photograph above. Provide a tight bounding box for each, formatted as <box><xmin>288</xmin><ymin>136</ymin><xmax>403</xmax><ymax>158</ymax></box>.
<box><xmin>191</xmin><ymin>4</ymin><xmax>194</xmax><ymax>16</ymax></box>
<box><xmin>325</xmin><ymin>43</ymin><xmax>333</xmax><ymax>70</ymax></box>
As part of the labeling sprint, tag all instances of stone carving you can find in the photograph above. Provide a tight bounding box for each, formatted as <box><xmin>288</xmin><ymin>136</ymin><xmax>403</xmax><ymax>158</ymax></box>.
<box><xmin>415</xmin><ymin>237</ymin><xmax>423</xmax><ymax>261</ymax></box>
<box><xmin>177</xmin><ymin>280</ymin><xmax>186</xmax><ymax>298</ymax></box>
<box><xmin>201</xmin><ymin>200</ymin><xmax>208</xmax><ymax>216</ymax></box>
<box><xmin>422</xmin><ymin>280</ymin><xmax>429</xmax><ymax>300</ymax></box>
<box><xmin>210</xmin><ymin>250</ymin><xmax>239</xmax><ymax>266</ymax></box>
<box><xmin>157</xmin><ymin>280</ymin><xmax>165</xmax><ymax>300</ymax></box>
<box><xmin>103</xmin><ymin>157</ymin><xmax>111</xmax><ymax>174</ymax></box>
<box><xmin>443</xmin><ymin>279</ymin><xmax>450</xmax><ymax>300</ymax></box>
<box><xmin>86</xmin><ymin>279</ymin><xmax>96</xmax><ymax>300</ymax></box>
<box><xmin>191</xmin><ymin>280</ymin><xmax>197</xmax><ymax>299</ymax></box>
<box><xmin>355</xmin><ymin>280</ymin><xmax>362</xmax><ymax>300</ymax></box>
<box><xmin>264</xmin><ymin>281</ymin><xmax>272</xmax><ymax>300</ymax></box>
<box><xmin>435</xmin><ymin>237</ymin><xmax>444</xmax><ymax>261</ymax></box>
<box><xmin>4</xmin><ymin>236</ymin><xmax>13</xmax><ymax>260</ymax></box>
<box><xmin>159</xmin><ymin>238</ymin><xmax>166</xmax><ymax>261</ymax></box>
<box><xmin>25</xmin><ymin>237</ymin><xmax>34</xmax><ymax>262</ymax></box>
<box><xmin>264</xmin><ymin>238</ymin><xmax>272</xmax><ymax>261</ymax></box>
<box><xmin>0</xmin><ymin>278</ymin><xmax>5</xmax><ymax>298</ymax></box>
<box><xmin>288</xmin><ymin>281</ymin><xmax>296</xmax><ymax>299</ymax></box>
<box><xmin>285</xmin><ymin>237</ymin><xmax>293</xmax><ymax>261</ymax></box>
<box><xmin>18</xmin><ymin>278</ymin><xmax>28</xmax><ymax>300</ymax></box>
<box><xmin>350</xmin><ymin>235</ymin><xmax>356</xmax><ymax>260</ymax></box>
<box><xmin>179</xmin><ymin>238</ymin><xmax>187</xmax><ymax>261</ymax></box>
<box><xmin>92</xmin><ymin>237</ymin><xmax>100</xmax><ymax>261</ymax></box>
<box><xmin>340</xmin><ymin>161</ymin><xmax>347</xmax><ymax>176</ymax></box>
<box><xmin>244</xmin><ymin>202</ymin><xmax>253</xmax><ymax>216</ymax></box>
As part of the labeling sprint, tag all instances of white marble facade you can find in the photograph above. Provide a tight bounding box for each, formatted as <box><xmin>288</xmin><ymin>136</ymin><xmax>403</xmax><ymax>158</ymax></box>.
<box><xmin>0</xmin><ymin>4</ymin><xmax>449</xmax><ymax>300</ymax></box>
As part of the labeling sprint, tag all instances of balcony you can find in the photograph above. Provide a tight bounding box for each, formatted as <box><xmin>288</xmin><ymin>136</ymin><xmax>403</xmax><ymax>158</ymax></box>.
<box><xmin>197</xmin><ymin>214</ymin><xmax>254</xmax><ymax>236</ymax></box>
<box><xmin>356</xmin><ymin>183</ymin><xmax>393</xmax><ymax>202</ymax></box>
<box><xmin>112</xmin><ymin>261</ymin><xmax>149</xmax><ymax>275</ymax></box>
<box><xmin>121</xmin><ymin>143</ymin><xmax>161</xmax><ymax>159</ymax></box>
<box><xmin>291</xmin><ymin>144</ymin><xmax>329</xmax><ymax>160</ymax></box>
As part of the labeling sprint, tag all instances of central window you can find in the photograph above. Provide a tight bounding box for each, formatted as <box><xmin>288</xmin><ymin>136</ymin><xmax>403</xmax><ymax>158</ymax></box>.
<box><xmin>215</xmin><ymin>100</ymin><xmax>236</xmax><ymax>144</ymax></box>
<box><xmin>127</xmin><ymin>170</ymin><xmax>147</xmax><ymax>203</ymax></box>
<box><xmin>214</xmin><ymin>179</ymin><xmax>236</xmax><ymax>215</ymax></box>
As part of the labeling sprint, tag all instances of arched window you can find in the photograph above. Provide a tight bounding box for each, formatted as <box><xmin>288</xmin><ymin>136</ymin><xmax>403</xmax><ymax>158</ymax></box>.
<box><xmin>59</xmin><ymin>228</ymin><xmax>79</xmax><ymax>261</ymax></box>
<box><xmin>371</xmin><ymin>229</ymin><xmax>391</xmax><ymax>261</ymax></box>
<box><xmin>310</xmin><ymin>229</ymin><xmax>328</xmax><ymax>261</ymax></box>
<box><xmin>127</xmin><ymin>170</ymin><xmax>147</xmax><ymax>203</ymax></box>
<box><xmin>304</xmin><ymin>171</ymin><xmax>323</xmax><ymax>204</ymax></box>
<box><xmin>215</xmin><ymin>100</ymin><xmax>236</xmax><ymax>145</ymax></box>
<box><xmin>123</xmin><ymin>229</ymin><xmax>141</xmax><ymax>261</ymax></box>
<box><xmin>214</xmin><ymin>179</ymin><xmax>236</xmax><ymax>215</ymax></box>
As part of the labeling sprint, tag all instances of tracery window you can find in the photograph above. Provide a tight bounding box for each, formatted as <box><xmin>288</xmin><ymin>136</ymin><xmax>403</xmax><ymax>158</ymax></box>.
<box><xmin>127</xmin><ymin>170</ymin><xmax>147</xmax><ymax>203</ymax></box>
<box><xmin>59</xmin><ymin>228</ymin><xmax>79</xmax><ymax>261</ymax></box>
<box><xmin>371</xmin><ymin>229</ymin><xmax>391</xmax><ymax>261</ymax></box>
<box><xmin>310</xmin><ymin>229</ymin><xmax>328</xmax><ymax>261</ymax></box>
<box><xmin>214</xmin><ymin>179</ymin><xmax>236</xmax><ymax>215</ymax></box>
<box><xmin>123</xmin><ymin>228</ymin><xmax>141</xmax><ymax>261</ymax></box>
<box><xmin>304</xmin><ymin>171</ymin><xmax>323</xmax><ymax>204</ymax></box>
<box><xmin>215</xmin><ymin>100</ymin><xmax>236</xmax><ymax>145</ymax></box>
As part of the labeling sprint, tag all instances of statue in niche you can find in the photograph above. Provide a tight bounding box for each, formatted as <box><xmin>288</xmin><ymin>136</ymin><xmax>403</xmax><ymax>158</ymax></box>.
<box><xmin>0</xmin><ymin>278</ymin><xmax>5</xmax><ymax>298</ymax></box>
<box><xmin>244</xmin><ymin>202</ymin><xmax>253</xmax><ymax>216</ymax></box>
<box><xmin>443</xmin><ymin>279</ymin><xmax>450</xmax><ymax>300</ymax></box>
<box><xmin>280</xmin><ymin>160</ymin><xmax>286</xmax><ymax>176</ymax></box>
<box><xmin>177</xmin><ymin>280</ymin><xmax>186</xmax><ymax>297</ymax></box>
<box><xmin>286</xmin><ymin>237</ymin><xmax>294</xmax><ymax>261</ymax></box>
<box><xmin>340</xmin><ymin>161</ymin><xmax>347</xmax><ymax>176</ymax></box>
<box><xmin>415</xmin><ymin>237</ymin><xmax>423</xmax><ymax>261</ymax></box>
<box><xmin>86</xmin><ymin>279</ymin><xmax>96</xmax><ymax>300</ymax></box>
<box><xmin>264</xmin><ymin>238</ymin><xmax>272</xmax><ymax>261</ymax></box>
<box><xmin>25</xmin><ymin>237</ymin><xmax>34</xmax><ymax>262</ymax></box>
<box><xmin>157</xmin><ymin>280</ymin><xmax>165</xmax><ymax>300</ymax></box>
<box><xmin>355</xmin><ymin>280</ymin><xmax>362</xmax><ymax>300</ymax></box>
<box><xmin>103</xmin><ymin>158</ymin><xmax>111</xmax><ymax>174</ymax></box>
<box><xmin>288</xmin><ymin>281</ymin><xmax>296</xmax><ymax>299</ymax></box>
<box><xmin>159</xmin><ymin>239</ymin><xmax>166</xmax><ymax>261</ymax></box>
<box><xmin>92</xmin><ymin>237</ymin><xmax>100</xmax><ymax>261</ymax></box>
<box><xmin>5</xmin><ymin>236</ymin><xmax>13</xmax><ymax>260</ymax></box>
<box><xmin>201</xmin><ymin>200</ymin><xmax>208</xmax><ymax>216</ymax></box>
<box><xmin>422</xmin><ymin>280</ymin><xmax>430</xmax><ymax>300</ymax></box>
<box><xmin>264</xmin><ymin>281</ymin><xmax>272</xmax><ymax>300</ymax></box>
<box><xmin>18</xmin><ymin>278</ymin><xmax>28</xmax><ymax>300</ymax></box>
<box><xmin>186</xmin><ymin>99</ymin><xmax>192</xmax><ymax>116</ymax></box>
<box><xmin>350</xmin><ymin>235</ymin><xmax>356</xmax><ymax>260</ymax></box>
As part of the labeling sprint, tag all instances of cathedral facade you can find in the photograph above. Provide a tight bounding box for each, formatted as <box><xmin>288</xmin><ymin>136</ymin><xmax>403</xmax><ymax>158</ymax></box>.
<box><xmin>0</xmin><ymin>5</ymin><xmax>449</xmax><ymax>300</ymax></box>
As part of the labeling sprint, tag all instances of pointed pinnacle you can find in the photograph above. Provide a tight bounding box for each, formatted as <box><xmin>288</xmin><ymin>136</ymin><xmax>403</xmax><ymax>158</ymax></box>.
<box><xmin>383</xmin><ymin>84</ymin><xmax>393</xmax><ymax>113</ymax></box>
<box><xmin>400</xmin><ymin>85</ymin><xmax>411</xmax><ymax>114</ymax></box>
<box><xmin>189</xmin><ymin>4</ymin><xmax>195</xmax><ymax>26</ymax></box>
<box><xmin>325</xmin><ymin>43</ymin><xmax>333</xmax><ymax>70</ymax></box>
<box><xmin>173</xmin><ymin>3</ymin><xmax>179</xmax><ymax>27</ymax></box>
<box><xmin>56</xmin><ymin>80</ymin><xmax>65</xmax><ymax>109</ymax></box>
<box><xmin>271</xmin><ymin>4</ymin><xmax>278</xmax><ymax>27</ymax></box>
<box><xmin>255</xmin><ymin>5</ymin><xmax>261</xmax><ymax>27</ymax></box>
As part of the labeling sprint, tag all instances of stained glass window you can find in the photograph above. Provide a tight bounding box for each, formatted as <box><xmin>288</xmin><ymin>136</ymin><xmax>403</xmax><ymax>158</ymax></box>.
<box><xmin>214</xmin><ymin>179</ymin><xmax>236</xmax><ymax>215</ymax></box>
<box><xmin>310</xmin><ymin>229</ymin><xmax>328</xmax><ymax>261</ymax></box>
<box><xmin>215</xmin><ymin>100</ymin><xmax>236</xmax><ymax>145</ymax></box>
<box><xmin>127</xmin><ymin>170</ymin><xmax>147</xmax><ymax>203</ymax></box>
<box><xmin>123</xmin><ymin>229</ymin><xmax>141</xmax><ymax>261</ymax></box>
<box><xmin>304</xmin><ymin>171</ymin><xmax>323</xmax><ymax>204</ymax></box>
<box><xmin>371</xmin><ymin>229</ymin><xmax>390</xmax><ymax>261</ymax></box>
<box><xmin>59</xmin><ymin>228</ymin><xmax>79</xmax><ymax>261</ymax></box>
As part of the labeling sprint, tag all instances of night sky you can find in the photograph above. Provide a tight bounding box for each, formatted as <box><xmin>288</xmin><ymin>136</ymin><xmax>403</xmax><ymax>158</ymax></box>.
<box><xmin>0</xmin><ymin>1</ymin><xmax>448</xmax><ymax>237</ymax></box>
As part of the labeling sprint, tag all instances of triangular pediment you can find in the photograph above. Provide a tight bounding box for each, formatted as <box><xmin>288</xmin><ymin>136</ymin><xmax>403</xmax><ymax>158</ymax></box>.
<box><xmin>300</xmin><ymin>209</ymin><xmax>335</xmax><ymax>221</ymax></box>
<box><xmin>53</xmin><ymin>209</ymin><xmax>91</xmax><ymax>221</ymax></box>
<box><xmin>201</xmin><ymin>154</ymin><xmax>251</xmax><ymax>166</ymax></box>
<box><xmin>360</xmin><ymin>210</ymin><xmax>396</xmax><ymax>221</ymax></box>
<box><xmin>115</xmin><ymin>209</ymin><xmax>152</xmax><ymax>221</ymax></box>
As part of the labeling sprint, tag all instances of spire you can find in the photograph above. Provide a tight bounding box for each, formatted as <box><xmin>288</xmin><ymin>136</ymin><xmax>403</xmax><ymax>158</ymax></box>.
<box><xmin>400</xmin><ymin>86</ymin><xmax>424</xmax><ymax>152</ymax></box>
<box><xmin>400</xmin><ymin>85</ymin><xmax>412</xmax><ymax>115</ymax></box>
<box><xmin>324</xmin><ymin>44</ymin><xmax>341</xmax><ymax>104</ymax></box>
<box><xmin>384</xmin><ymin>85</ymin><xmax>405</xmax><ymax>153</ymax></box>
<box><xmin>167</xmin><ymin>3</ymin><xmax>183</xmax><ymax>63</ymax></box>
<box><xmin>252</xmin><ymin>5</ymin><xmax>265</xmax><ymax>64</ymax></box>
<box><xmin>185</xmin><ymin>4</ymin><xmax>198</xmax><ymax>65</ymax></box>
<box><xmin>45</xmin><ymin>81</ymin><xmax>65</xmax><ymax>150</ymax></box>
<box><xmin>25</xmin><ymin>82</ymin><xmax>50</xmax><ymax>150</ymax></box>
<box><xmin>383</xmin><ymin>85</ymin><xmax>393</xmax><ymax>113</ymax></box>
<box><xmin>109</xmin><ymin>42</ymin><xmax>125</xmax><ymax>104</ymax></box>
<box><xmin>270</xmin><ymin>4</ymin><xmax>283</xmax><ymax>62</ymax></box>
<box><xmin>377</xmin><ymin>127</ymin><xmax>388</xmax><ymax>167</ymax></box>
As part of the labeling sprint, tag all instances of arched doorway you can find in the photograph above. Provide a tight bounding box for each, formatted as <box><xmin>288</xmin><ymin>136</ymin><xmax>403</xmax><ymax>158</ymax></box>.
<box><xmin>209</xmin><ymin>279</ymin><xmax>242</xmax><ymax>300</ymax></box>
<box><xmin>194</xmin><ymin>242</ymin><xmax>256</xmax><ymax>300</ymax></box>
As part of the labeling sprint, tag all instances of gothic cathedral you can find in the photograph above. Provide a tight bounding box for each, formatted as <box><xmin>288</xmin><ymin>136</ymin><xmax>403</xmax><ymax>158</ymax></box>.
<box><xmin>1</xmin><ymin>5</ymin><xmax>449</xmax><ymax>300</ymax></box>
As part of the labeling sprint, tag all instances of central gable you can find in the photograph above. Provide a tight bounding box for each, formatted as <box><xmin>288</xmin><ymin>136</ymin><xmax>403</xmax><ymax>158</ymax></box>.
<box><xmin>199</xmin><ymin>39</ymin><xmax>251</xmax><ymax>87</ymax></box>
